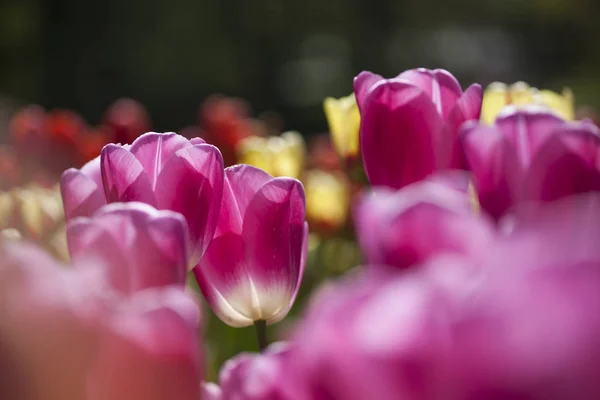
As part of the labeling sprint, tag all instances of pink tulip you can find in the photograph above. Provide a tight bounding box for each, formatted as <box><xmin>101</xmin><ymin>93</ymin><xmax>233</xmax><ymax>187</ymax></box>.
<box><xmin>462</xmin><ymin>106</ymin><xmax>600</xmax><ymax>220</ymax></box>
<box><xmin>354</xmin><ymin>179</ymin><xmax>493</xmax><ymax>269</ymax></box>
<box><xmin>209</xmin><ymin>342</ymin><xmax>294</xmax><ymax>400</ymax></box>
<box><xmin>0</xmin><ymin>241</ymin><xmax>203</xmax><ymax>400</ymax></box>
<box><xmin>354</xmin><ymin>68</ymin><xmax>482</xmax><ymax>189</ymax></box>
<box><xmin>67</xmin><ymin>202</ymin><xmax>189</xmax><ymax>295</ymax></box>
<box><xmin>61</xmin><ymin>132</ymin><xmax>224</xmax><ymax>266</ymax></box>
<box><xmin>193</xmin><ymin>164</ymin><xmax>308</xmax><ymax>327</ymax></box>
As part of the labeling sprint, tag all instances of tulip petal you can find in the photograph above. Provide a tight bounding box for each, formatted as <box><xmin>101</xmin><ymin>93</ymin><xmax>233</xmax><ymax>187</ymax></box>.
<box><xmin>494</xmin><ymin>107</ymin><xmax>564</xmax><ymax>167</ymax></box>
<box><xmin>523</xmin><ymin>134</ymin><xmax>600</xmax><ymax>203</ymax></box>
<box><xmin>194</xmin><ymin>233</ymin><xmax>255</xmax><ymax>328</ymax></box>
<box><xmin>155</xmin><ymin>144</ymin><xmax>224</xmax><ymax>265</ymax></box>
<box><xmin>67</xmin><ymin>202</ymin><xmax>189</xmax><ymax>294</ymax></box>
<box><xmin>442</xmin><ymin>83</ymin><xmax>484</xmax><ymax>169</ymax></box>
<box><xmin>242</xmin><ymin>178</ymin><xmax>306</xmax><ymax>324</ymax></box>
<box><xmin>397</xmin><ymin>68</ymin><xmax>463</xmax><ymax>119</ymax></box>
<box><xmin>129</xmin><ymin>132</ymin><xmax>192</xmax><ymax>189</ymax></box>
<box><xmin>353</xmin><ymin>71</ymin><xmax>384</xmax><ymax>113</ymax></box>
<box><xmin>101</xmin><ymin>144</ymin><xmax>156</xmax><ymax>206</ymax></box>
<box><xmin>60</xmin><ymin>168</ymin><xmax>106</xmax><ymax>221</ymax></box>
<box><xmin>217</xmin><ymin>164</ymin><xmax>272</xmax><ymax>236</ymax></box>
<box><xmin>360</xmin><ymin>79</ymin><xmax>445</xmax><ymax>189</ymax></box>
<box><xmin>462</xmin><ymin>124</ymin><xmax>522</xmax><ymax>221</ymax></box>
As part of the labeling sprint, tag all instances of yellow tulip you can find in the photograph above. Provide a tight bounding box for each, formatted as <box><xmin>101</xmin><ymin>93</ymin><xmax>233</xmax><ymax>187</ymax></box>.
<box><xmin>323</xmin><ymin>93</ymin><xmax>361</xmax><ymax>160</ymax></box>
<box><xmin>481</xmin><ymin>82</ymin><xmax>575</xmax><ymax>124</ymax></box>
<box><xmin>236</xmin><ymin>131</ymin><xmax>305</xmax><ymax>179</ymax></box>
<box><xmin>304</xmin><ymin>169</ymin><xmax>350</xmax><ymax>234</ymax></box>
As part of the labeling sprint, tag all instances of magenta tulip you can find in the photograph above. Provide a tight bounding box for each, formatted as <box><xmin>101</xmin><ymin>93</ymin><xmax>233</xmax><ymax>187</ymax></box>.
<box><xmin>193</xmin><ymin>164</ymin><xmax>308</xmax><ymax>327</ymax></box>
<box><xmin>67</xmin><ymin>202</ymin><xmax>189</xmax><ymax>295</ymax></box>
<box><xmin>61</xmin><ymin>132</ymin><xmax>224</xmax><ymax>267</ymax></box>
<box><xmin>462</xmin><ymin>106</ymin><xmax>600</xmax><ymax>220</ymax></box>
<box><xmin>60</xmin><ymin>156</ymin><xmax>106</xmax><ymax>221</ymax></box>
<box><xmin>210</xmin><ymin>342</ymin><xmax>294</xmax><ymax>400</ymax></box>
<box><xmin>354</xmin><ymin>179</ymin><xmax>493</xmax><ymax>269</ymax></box>
<box><xmin>0</xmin><ymin>241</ymin><xmax>203</xmax><ymax>400</ymax></box>
<box><xmin>355</xmin><ymin>68</ymin><xmax>482</xmax><ymax>189</ymax></box>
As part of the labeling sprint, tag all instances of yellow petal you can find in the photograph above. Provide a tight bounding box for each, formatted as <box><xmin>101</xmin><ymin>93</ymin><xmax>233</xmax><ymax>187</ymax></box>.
<box><xmin>273</xmin><ymin>131</ymin><xmax>305</xmax><ymax>179</ymax></box>
<box><xmin>304</xmin><ymin>170</ymin><xmax>350</xmax><ymax>231</ymax></box>
<box><xmin>480</xmin><ymin>82</ymin><xmax>510</xmax><ymax>125</ymax></box>
<box><xmin>236</xmin><ymin>136</ymin><xmax>276</xmax><ymax>176</ymax></box>
<box><xmin>509</xmin><ymin>81</ymin><xmax>535</xmax><ymax>105</ymax></box>
<box><xmin>534</xmin><ymin>88</ymin><xmax>575</xmax><ymax>120</ymax></box>
<box><xmin>323</xmin><ymin>94</ymin><xmax>361</xmax><ymax>158</ymax></box>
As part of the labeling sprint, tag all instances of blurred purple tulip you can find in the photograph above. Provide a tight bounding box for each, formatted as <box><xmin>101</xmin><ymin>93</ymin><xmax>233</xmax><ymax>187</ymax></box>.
<box><xmin>60</xmin><ymin>156</ymin><xmax>106</xmax><ymax>221</ymax></box>
<box><xmin>354</xmin><ymin>68</ymin><xmax>482</xmax><ymax>189</ymax></box>
<box><xmin>193</xmin><ymin>164</ymin><xmax>308</xmax><ymax>328</ymax></box>
<box><xmin>462</xmin><ymin>106</ymin><xmax>600</xmax><ymax>221</ymax></box>
<box><xmin>284</xmin><ymin>193</ymin><xmax>600</xmax><ymax>400</ymax></box>
<box><xmin>209</xmin><ymin>342</ymin><xmax>294</xmax><ymax>400</ymax></box>
<box><xmin>67</xmin><ymin>202</ymin><xmax>189</xmax><ymax>295</ymax></box>
<box><xmin>61</xmin><ymin>132</ymin><xmax>224</xmax><ymax>267</ymax></box>
<box><xmin>354</xmin><ymin>179</ymin><xmax>493</xmax><ymax>269</ymax></box>
<box><xmin>0</xmin><ymin>241</ymin><xmax>204</xmax><ymax>400</ymax></box>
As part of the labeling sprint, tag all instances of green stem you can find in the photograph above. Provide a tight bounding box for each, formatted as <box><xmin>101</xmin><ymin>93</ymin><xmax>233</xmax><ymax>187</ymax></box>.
<box><xmin>254</xmin><ymin>320</ymin><xmax>268</xmax><ymax>352</ymax></box>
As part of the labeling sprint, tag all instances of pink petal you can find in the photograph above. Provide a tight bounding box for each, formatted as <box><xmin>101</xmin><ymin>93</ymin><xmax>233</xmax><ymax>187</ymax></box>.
<box><xmin>353</xmin><ymin>71</ymin><xmax>384</xmax><ymax>113</ymax></box>
<box><xmin>397</xmin><ymin>68</ymin><xmax>464</xmax><ymax>119</ymax></box>
<box><xmin>359</xmin><ymin>79</ymin><xmax>445</xmax><ymax>189</ymax></box>
<box><xmin>155</xmin><ymin>144</ymin><xmax>224</xmax><ymax>266</ymax></box>
<box><xmin>67</xmin><ymin>202</ymin><xmax>189</xmax><ymax>294</ymax></box>
<box><xmin>462</xmin><ymin>123</ymin><xmax>523</xmax><ymax>221</ymax></box>
<box><xmin>522</xmin><ymin>134</ymin><xmax>600</xmax><ymax>204</ymax></box>
<box><xmin>201</xmin><ymin>382</ymin><xmax>222</xmax><ymax>400</ymax></box>
<box><xmin>129</xmin><ymin>132</ymin><xmax>192</xmax><ymax>189</ymax></box>
<box><xmin>80</xmin><ymin>156</ymin><xmax>104</xmax><ymax>191</ymax></box>
<box><xmin>495</xmin><ymin>107</ymin><xmax>564</xmax><ymax>168</ymax></box>
<box><xmin>551</xmin><ymin>122</ymin><xmax>600</xmax><ymax>166</ymax></box>
<box><xmin>242</xmin><ymin>178</ymin><xmax>306</xmax><ymax>323</ymax></box>
<box><xmin>60</xmin><ymin>168</ymin><xmax>107</xmax><ymax>221</ymax></box>
<box><xmin>441</xmin><ymin>83</ymin><xmax>483</xmax><ymax>169</ymax></box>
<box><xmin>101</xmin><ymin>144</ymin><xmax>156</xmax><ymax>206</ymax></box>
<box><xmin>217</xmin><ymin>164</ymin><xmax>272</xmax><ymax>236</ymax></box>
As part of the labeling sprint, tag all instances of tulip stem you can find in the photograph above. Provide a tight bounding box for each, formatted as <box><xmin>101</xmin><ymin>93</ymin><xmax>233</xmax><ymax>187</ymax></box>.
<box><xmin>254</xmin><ymin>320</ymin><xmax>268</xmax><ymax>352</ymax></box>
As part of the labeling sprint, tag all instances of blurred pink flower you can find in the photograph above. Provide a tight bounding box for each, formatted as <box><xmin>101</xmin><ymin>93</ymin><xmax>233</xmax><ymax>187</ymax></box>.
<box><xmin>193</xmin><ymin>164</ymin><xmax>308</xmax><ymax>327</ymax></box>
<box><xmin>0</xmin><ymin>241</ymin><xmax>203</xmax><ymax>400</ymax></box>
<box><xmin>67</xmin><ymin>202</ymin><xmax>189</xmax><ymax>295</ymax></box>
<box><xmin>354</xmin><ymin>68</ymin><xmax>482</xmax><ymax>189</ymax></box>
<box><xmin>461</xmin><ymin>105</ymin><xmax>600</xmax><ymax>221</ymax></box>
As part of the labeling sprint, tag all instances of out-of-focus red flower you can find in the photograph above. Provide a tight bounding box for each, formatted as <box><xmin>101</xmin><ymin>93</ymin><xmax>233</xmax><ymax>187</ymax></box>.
<box><xmin>46</xmin><ymin>110</ymin><xmax>88</xmax><ymax>171</ymax></box>
<box><xmin>9</xmin><ymin>105</ymin><xmax>47</xmax><ymax>161</ymax></box>
<box><xmin>77</xmin><ymin>127</ymin><xmax>110</xmax><ymax>164</ymax></box>
<box><xmin>102</xmin><ymin>98</ymin><xmax>152</xmax><ymax>145</ymax></box>
<box><xmin>307</xmin><ymin>134</ymin><xmax>341</xmax><ymax>171</ymax></box>
<box><xmin>0</xmin><ymin>145</ymin><xmax>22</xmax><ymax>190</ymax></box>
<box><xmin>200</xmin><ymin>95</ymin><xmax>262</xmax><ymax>166</ymax></box>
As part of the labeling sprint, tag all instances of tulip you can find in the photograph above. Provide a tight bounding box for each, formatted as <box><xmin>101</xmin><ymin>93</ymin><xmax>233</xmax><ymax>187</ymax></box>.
<box><xmin>0</xmin><ymin>240</ymin><xmax>204</xmax><ymax>400</ymax></box>
<box><xmin>355</xmin><ymin>68</ymin><xmax>482</xmax><ymax>189</ymax></box>
<box><xmin>67</xmin><ymin>202</ymin><xmax>189</xmax><ymax>295</ymax></box>
<box><xmin>461</xmin><ymin>105</ymin><xmax>600</xmax><ymax>221</ymax></box>
<box><xmin>236</xmin><ymin>131</ymin><xmax>305</xmax><ymax>179</ymax></box>
<box><xmin>61</xmin><ymin>131</ymin><xmax>224</xmax><ymax>267</ymax></box>
<box><xmin>209</xmin><ymin>342</ymin><xmax>294</xmax><ymax>400</ymax></box>
<box><xmin>323</xmin><ymin>93</ymin><xmax>361</xmax><ymax>160</ymax></box>
<box><xmin>354</xmin><ymin>179</ymin><xmax>493</xmax><ymax>269</ymax></box>
<box><xmin>304</xmin><ymin>169</ymin><xmax>350</xmax><ymax>235</ymax></box>
<box><xmin>481</xmin><ymin>81</ymin><xmax>575</xmax><ymax>124</ymax></box>
<box><xmin>102</xmin><ymin>98</ymin><xmax>152</xmax><ymax>145</ymax></box>
<box><xmin>194</xmin><ymin>164</ymin><xmax>308</xmax><ymax>327</ymax></box>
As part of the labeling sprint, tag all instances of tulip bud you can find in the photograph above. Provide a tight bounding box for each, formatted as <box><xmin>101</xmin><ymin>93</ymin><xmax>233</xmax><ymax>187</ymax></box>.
<box><xmin>194</xmin><ymin>164</ymin><xmax>308</xmax><ymax>327</ymax></box>
<box><xmin>236</xmin><ymin>131</ymin><xmax>305</xmax><ymax>179</ymax></box>
<box><xmin>323</xmin><ymin>93</ymin><xmax>361</xmax><ymax>161</ymax></box>
<box><xmin>354</xmin><ymin>68</ymin><xmax>482</xmax><ymax>189</ymax></box>
<box><xmin>67</xmin><ymin>202</ymin><xmax>189</xmax><ymax>295</ymax></box>
<box><xmin>304</xmin><ymin>169</ymin><xmax>350</xmax><ymax>235</ymax></box>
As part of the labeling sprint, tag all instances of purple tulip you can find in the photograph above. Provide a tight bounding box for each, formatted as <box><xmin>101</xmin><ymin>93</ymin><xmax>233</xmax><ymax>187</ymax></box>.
<box><xmin>67</xmin><ymin>202</ymin><xmax>189</xmax><ymax>295</ymax></box>
<box><xmin>193</xmin><ymin>164</ymin><xmax>308</xmax><ymax>328</ymax></box>
<box><xmin>61</xmin><ymin>132</ymin><xmax>224</xmax><ymax>267</ymax></box>
<box><xmin>0</xmin><ymin>241</ymin><xmax>204</xmax><ymax>400</ymax></box>
<box><xmin>60</xmin><ymin>156</ymin><xmax>106</xmax><ymax>221</ymax></box>
<box><xmin>462</xmin><ymin>106</ymin><xmax>600</xmax><ymax>221</ymax></box>
<box><xmin>354</xmin><ymin>179</ymin><xmax>493</xmax><ymax>269</ymax></box>
<box><xmin>354</xmin><ymin>68</ymin><xmax>482</xmax><ymax>189</ymax></box>
<box><xmin>285</xmin><ymin>193</ymin><xmax>600</xmax><ymax>400</ymax></box>
<box><xmin>210</xmin><ymin>342</ymin><xmax>295</xmax><ymax>400</ymax></box>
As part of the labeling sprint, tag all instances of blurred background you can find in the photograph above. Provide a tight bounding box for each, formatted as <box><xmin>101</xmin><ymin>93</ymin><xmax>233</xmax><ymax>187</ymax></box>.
<box><xmin>2</xmin><ymin>0</ymin><xmax>600</xmax><ymax>379</ymax></box>
<box><xmin>2</xmin><ymin>0</ymin><xmax>600</xmax><ymax>137</ymax></box>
